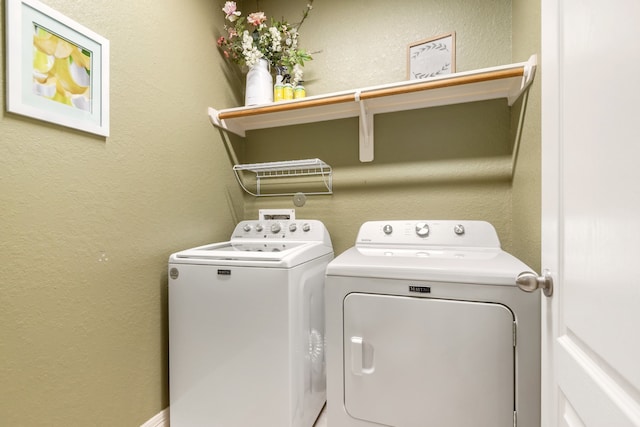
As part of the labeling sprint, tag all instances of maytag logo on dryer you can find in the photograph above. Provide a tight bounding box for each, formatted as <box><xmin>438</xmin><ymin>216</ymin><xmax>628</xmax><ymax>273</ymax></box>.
<box><xmin>217</xmin><ymin>269</ymin><xmax>231</xmax><ymax>276</ymax></box>
<box><xmin>409</xmin><ymin>285</ymin><xmax>431</xmax><ymax>293</ymax></box>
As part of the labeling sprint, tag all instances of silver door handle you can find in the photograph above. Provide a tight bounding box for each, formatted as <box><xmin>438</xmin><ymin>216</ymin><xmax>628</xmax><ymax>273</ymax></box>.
<box><xmin>516</xmin><ymin>271</ymin><xmax>553</xmax><ymax>297</ymax></box>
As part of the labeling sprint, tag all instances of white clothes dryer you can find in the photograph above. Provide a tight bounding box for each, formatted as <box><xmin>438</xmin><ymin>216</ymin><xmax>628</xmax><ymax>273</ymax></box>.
<box><xmin>169</xmin><ymin>219</ymin><xmax>333</xmax><ymax>427</ymax></box>
<box><xmin>325</xmin><ymin>220</ymin><xmax>540</xmax><ymax>427</ymax></box>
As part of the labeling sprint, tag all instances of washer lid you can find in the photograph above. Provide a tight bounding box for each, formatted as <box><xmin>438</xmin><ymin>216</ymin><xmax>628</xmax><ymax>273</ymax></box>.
<box><xmin>169</xmin><ymin>241</ymin><xmax>332</xmax><ymax>268</ymax></box>
<box><xmin>169</xmin><ymin>219</ymin><xmax>333</xmax><ymax>268</ymax></box>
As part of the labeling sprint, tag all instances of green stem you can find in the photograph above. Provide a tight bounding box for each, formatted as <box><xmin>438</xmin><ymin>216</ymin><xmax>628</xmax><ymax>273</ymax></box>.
<box><xmin>296</xmin><ymin>0</ymin><xmax>315</xmax><ymax>30</ymax></box>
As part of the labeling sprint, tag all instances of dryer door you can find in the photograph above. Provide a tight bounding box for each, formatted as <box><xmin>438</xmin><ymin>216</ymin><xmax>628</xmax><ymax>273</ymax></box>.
<box><xmin>343</xmin><ymin>293</ymin><xmax>515</xmax><ymax>427</ymax></box>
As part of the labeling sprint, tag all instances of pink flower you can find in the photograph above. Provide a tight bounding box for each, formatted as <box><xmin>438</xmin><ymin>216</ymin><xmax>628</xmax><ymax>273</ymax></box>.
<box><xmin>217</xmin><ymin>36</ymin><xmax>225</xmax><ymax>47</ymax></box>
<box><xmin>247</xmin><ymin>11</ymin><xmax>267</xmax><ymax>26</ymax></box>
<box><xmin>222</xmin><ymin>1</ymin><xmax>241</xmax><ymax>22</ymax></box>
<box><xmin>223</xmin><ymin>50</ymin><xmax>230</xmax><ymax>58</ymax></box>
<box><xmin>227</xmin><ymin>27</ymin><xmax>237</xmax><ymax>38</ymax></box>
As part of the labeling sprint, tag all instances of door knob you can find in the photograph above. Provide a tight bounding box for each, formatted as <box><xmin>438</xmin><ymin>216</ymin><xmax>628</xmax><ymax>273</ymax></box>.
<box><xmin>516</xmin><ymin>271</ymin><xmax>553</xmax><ymax>297</ymax></box>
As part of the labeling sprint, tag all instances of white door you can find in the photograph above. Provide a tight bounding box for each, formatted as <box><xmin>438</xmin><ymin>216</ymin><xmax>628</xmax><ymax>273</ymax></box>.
<box><xmin>541</xmin><ymin>1</ymin><xmax>640</xmax><ymax>426</ymax></box>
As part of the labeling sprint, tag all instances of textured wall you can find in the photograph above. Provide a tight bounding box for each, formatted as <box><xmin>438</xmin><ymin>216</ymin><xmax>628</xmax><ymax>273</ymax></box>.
<box><xmin>0</xmin><ymin>0</ymin><xmax>541</xmax><ymax>425</ymax></box>
<box><xmin>235</xmin><ymin>0</ymin><xmax>529</xmax><ymax>257</ymax></box>
<box><xmin>260</xmin><ymin>0</ymin><xmax>513</xmax><ymax>94</ymax></box>
<box><xmin>242</xmin><ymin>99</ymin><xmax>516</xmax><ymax>255</ymax></box>
<box><xmin>511</xmin><ymin>0</ymin><xmax>542</xmax><ymax>271</ymax></box>
<box><xmin>0</xmin><ymin>0</ymin><xmax>243</xmax><ymax>424</ymax></box>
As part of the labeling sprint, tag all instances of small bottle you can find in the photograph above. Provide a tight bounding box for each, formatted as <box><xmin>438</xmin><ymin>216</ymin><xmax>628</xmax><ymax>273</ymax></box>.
<box><xmin>283</xmin><ymin>74</ymin><xmax>294</xmax><ymax>100</ymax></box>
<box><xmin>274</xmin><ymin>72</ymin><xmax>284</xmax><ymax>102</ymax></box>
<box><xmin>294</xmin><ymin>81</ymin><xmax>306</xmax><ymax>99</ymax></box>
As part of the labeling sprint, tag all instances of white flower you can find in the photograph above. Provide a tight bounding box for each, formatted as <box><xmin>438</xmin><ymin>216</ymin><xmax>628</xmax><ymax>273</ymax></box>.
<box><xmin>244</xmin><ymin>49</ymin><xmax>263</xmax><ymax>67</ymax></box>
<box><xmin>292</xmin><ymin>63</ymin><xmax>304</xmax><ymax>86</ymax></box>
<box><xmin>269</xmin><ymin>26</ymin><xmax>282</xmax><ymax>52</ymax></box>
<box><xmin>289</xmin><ymin>28</ymin><xmax>299</xmax><ymax>49</ymax></box>
<box><xmin>222</xmin><ymin>1</ymin><xmax>241</xmax><ymax>22</ymax></box>
<box><xmin>241</xmin><ymin>30</ymin><xmax>253</xmax><ymax>50</ymax></box>
<box><xmin>241</xmin><ymin>30</ymin><xmax>263</xmax><ymax>67</ymax></box>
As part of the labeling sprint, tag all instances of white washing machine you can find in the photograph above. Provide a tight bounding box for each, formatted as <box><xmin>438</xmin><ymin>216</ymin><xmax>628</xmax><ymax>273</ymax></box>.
<box><xmin>325</xmin><ymin>220</ymin><xmax>540</xmax><ymax>427</ymax></box>
<box><xmin>169</xmin><ymin>217</ymin><xmax>333</xmax><ymax>427</ymax></box>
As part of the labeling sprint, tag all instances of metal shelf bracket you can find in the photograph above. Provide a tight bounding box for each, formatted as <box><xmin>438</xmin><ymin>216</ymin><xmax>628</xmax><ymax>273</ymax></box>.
<box><xmin>356</xmin><ymin>91</ymin><xmax>374</xmax><ymax>162</ymax></box>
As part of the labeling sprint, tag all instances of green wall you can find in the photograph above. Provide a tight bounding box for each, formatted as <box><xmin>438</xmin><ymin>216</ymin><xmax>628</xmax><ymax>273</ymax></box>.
<box><xmin>0</xmin><ymin>0</ymin><xmax>243</xmax><ymax>424</ymax></box>
<box><xmin>1</xmin><ymin>0</ymin><xmax>540</xmax><ymax>425</ymax></box>
<box><xmin>238</xmin><ymin>0</ymin><xmax>540</xmax><ymax>262</ymax></box>
<box><xmin>512</xmin><ymin>0</ymin><xmax>542</xmax><ymax>271</ymax></box>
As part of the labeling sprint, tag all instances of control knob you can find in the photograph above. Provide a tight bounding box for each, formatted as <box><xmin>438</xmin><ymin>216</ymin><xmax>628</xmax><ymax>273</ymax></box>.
<box><xmin>383</xmin><ymin>224</ymin><xmax>393</xmax><ymax>235</ymax></box>
<box><xmin>243</xmin><ymin>224</ymin><xmax>252</xmax><ymax>232</ymax></box>
<box><xmin>271</xmin><ymin>223</ymin><xmax>282</xmax><ymax>234</ymax></box>
<box><xmin>255</xmin><ymin>224</ymin><xmax>264</xmax><ymax>232</ymax></box>
<box><xmin>302</xmin><ymin>223</ymin><xmax>311</xmax><ymax>232</ymax></box>
<box><xmin>289</xmin><ymin>223</ymin><xmax>297</xmax><ymax>232</ymax></box>
<box><xmin>415</xmin><ymin>222</ymin><xmax>429</xmax><ymax>237</ymax></box>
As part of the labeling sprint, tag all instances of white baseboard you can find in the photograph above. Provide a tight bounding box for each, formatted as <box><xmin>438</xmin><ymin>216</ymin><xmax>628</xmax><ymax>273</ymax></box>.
<box><xmin>140</xmin><ymin>407</ymin><xmax>169</xmax><ymax>427</ymax></box>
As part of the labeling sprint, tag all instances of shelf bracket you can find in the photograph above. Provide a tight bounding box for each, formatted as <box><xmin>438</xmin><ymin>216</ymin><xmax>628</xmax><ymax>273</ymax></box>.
<box><xmin>208</xmin><ymin>107</ymin><xmax>246</xmax><ymax>137</ymax></box>
<box><xmin>508</xmin><ymin>54</ymin><xmax>537</xmax><ymax>105</ymax></box>
<box><xmin>356</xmin><ymin>91</ymin><xmax>374</xmax><ymax>162</ymax></box>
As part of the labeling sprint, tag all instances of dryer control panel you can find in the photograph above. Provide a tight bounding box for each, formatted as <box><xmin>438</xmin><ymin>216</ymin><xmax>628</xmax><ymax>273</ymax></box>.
<box><xmin>356</xmin><ymin>220</ymin><xmax>501</xmax><ymax>248</ymax></box>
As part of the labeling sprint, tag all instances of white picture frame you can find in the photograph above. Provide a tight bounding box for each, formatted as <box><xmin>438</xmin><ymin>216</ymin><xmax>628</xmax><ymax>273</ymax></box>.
<box><xmin>6</xmin><ymin>0</ymin><xmax>110</xmax><ymax>137</ymax></box>
<box><xmin>407</xmin><ymin>32</ymin><xmax>456</xmax><ymax>80</ymax></box>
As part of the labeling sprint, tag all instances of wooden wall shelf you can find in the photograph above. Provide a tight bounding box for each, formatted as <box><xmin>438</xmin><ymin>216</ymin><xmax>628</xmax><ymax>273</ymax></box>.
<box><xmin>209</xmin><ymin>55</ymin><xmax>537</xmax><ymax>162</ymax></box>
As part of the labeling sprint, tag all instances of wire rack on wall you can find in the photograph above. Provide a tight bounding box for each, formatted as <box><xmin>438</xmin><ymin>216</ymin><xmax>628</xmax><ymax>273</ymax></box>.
<box><xmin>232</xmin><ymin>158</ymin><xmax>333</xmax><ymax>197</ymax></box>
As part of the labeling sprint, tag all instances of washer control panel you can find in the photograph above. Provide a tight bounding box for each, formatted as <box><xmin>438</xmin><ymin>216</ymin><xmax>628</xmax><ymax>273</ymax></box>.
<box><xmin>355</xmin><ymin>220</ymin><xmax>501</xmax><ymax>248</ymax></box>
<box><xmin>232</xmin><ymin>219</ymin><xmax>327</xmax><ymax>242</ymax></box>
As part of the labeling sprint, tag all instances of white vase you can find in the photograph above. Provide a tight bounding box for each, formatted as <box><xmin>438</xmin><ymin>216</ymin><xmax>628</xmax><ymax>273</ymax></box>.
<box><xmin>245</xmin><ymin>59</ymin><xmax>273</xmax><ymax>106</ymax></box>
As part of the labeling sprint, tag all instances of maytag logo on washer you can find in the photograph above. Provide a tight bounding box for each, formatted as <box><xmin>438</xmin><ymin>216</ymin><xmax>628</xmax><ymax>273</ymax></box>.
<box><xmin>409</xmin><ymin>285</ymin><xmax>431</xmax><ymax>293</ymax></box>
<box><xmin>217</xmin><ymin>269</ymin><xmax>231</xmax><ymax>276</ymax></box>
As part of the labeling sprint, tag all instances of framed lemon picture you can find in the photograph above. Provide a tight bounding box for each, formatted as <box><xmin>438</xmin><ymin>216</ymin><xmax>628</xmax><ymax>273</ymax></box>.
<box><xmin>6</xmin><ymin>0</ymin><xmax>110</xmax><ymax>137</ymax></box>
<box><xmin>407</xmin><ymin>32</ymin><xmax>456</xmax><ymax>80</ymax></box>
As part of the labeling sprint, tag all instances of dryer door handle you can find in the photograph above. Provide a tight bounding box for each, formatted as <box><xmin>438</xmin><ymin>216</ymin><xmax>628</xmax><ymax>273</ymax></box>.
<box><xmin>351</xmin><ymin>336</ymin><xmax>364</xmax><ymax>375</ymax></box>
<box><xmin>350</xmin><ymin>336</ymin><xmax>375</xmax><ymax>375</ymax></box>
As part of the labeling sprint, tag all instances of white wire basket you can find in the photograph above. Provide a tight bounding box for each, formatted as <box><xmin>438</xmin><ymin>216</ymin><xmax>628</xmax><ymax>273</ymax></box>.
<box><xmin>232</xmin><ymin>158</ymin><xmax>333</xmax><ymax>197</ymax></box>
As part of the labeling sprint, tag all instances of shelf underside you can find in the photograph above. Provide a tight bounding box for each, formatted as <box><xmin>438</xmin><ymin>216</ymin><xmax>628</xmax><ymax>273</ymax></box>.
<box><xmin>210</xmin><ymin>55</ymin><xmax>537</xmax><ymax>162</ymax></box>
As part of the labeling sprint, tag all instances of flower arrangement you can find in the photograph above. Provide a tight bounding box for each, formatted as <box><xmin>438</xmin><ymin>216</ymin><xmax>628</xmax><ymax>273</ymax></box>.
<box><xmin>217</xmin><ymin>1</ymin><xmax>314</xmax><ymax>85</ymax></box>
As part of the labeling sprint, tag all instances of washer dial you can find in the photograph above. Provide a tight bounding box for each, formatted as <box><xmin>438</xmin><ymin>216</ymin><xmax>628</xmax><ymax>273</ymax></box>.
<box><xmin>415</xmin><ymin>222</ymin><xmax>430</xmax><ymax>237</ymax></box>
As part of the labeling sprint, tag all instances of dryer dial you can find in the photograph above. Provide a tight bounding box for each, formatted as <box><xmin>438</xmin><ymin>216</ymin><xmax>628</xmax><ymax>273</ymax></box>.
<box><xmin>271</xmin><ymin>223</ymin><xmax>282</xmax><ymax>234</ymax></box>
